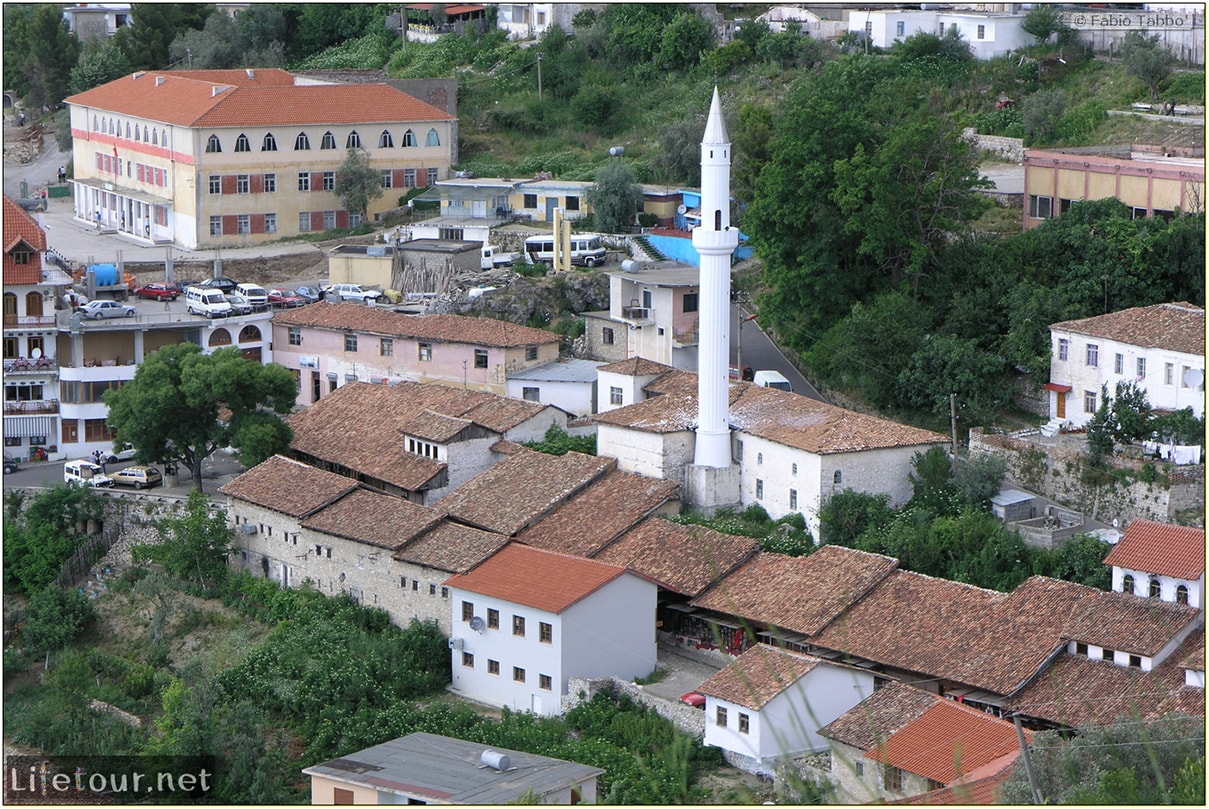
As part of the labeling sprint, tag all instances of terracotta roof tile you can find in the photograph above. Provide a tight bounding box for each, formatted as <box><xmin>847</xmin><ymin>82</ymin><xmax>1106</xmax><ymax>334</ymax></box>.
<box><xmin>1006</xmin><ymin>633</ymin><xmax>1205</xmax><ymax>727</ymax></box>
<box><xmin>894</xmin><ymin>754</ymin><xmax>1018</xmax><ymax>805</ymax></box>
<box><xmin>287</xmin><ymin>382</ymin><xmax>550</xmax><ymax>492</ymax></box>
<box><xmin>401</xmin><ymin>410</ymin><xmax>474</xmax><ymax>443</ymax></box>
<box><xmin>65</xmin><ymin>70</ymin><xmax>451</xmax><ymax>127</ymax></box>
<box><xmin>444</xmin><ymin>543</ymin><xmax>630</xmax><ymax>613</ymax></box>
<box><xmin>3</xmin><ymin>195</ymin><xmax>46</xmax><ymax>285</ymax></box>
<box><xmin>438</xmin><ymin>449</ymin><xmax>614</xmax><ymax>535</ymax></box>
<box><xmin>1104</xmin><ymin>519</ymin><xmax>1205</xmax><ymax>580</ymax></box>
<box><xmin>219</xmin><ymin>454</ymin><xmax>358</xmax><ymax>517</ymax></box>
<box><xmin>515</xmin><ymin>470</ymin><xmax>680</xmax><ymax>557</ymax></box>
<box><xmin>300</xmin><ymin>488</ymin><xmax>442</xmax><ymax>550</ymax></box>
<box><xmin>392</xmin><ymin>521</ymin><xmax>509</xmax><ymax>573</ymax></box>
<box><xmin>1051</xmin><ymin>302</ymin><xmax>1204</xmax><ymax>356</ymax></box>
<box><xmin>697</xmin><ymin>644</ymin><xmax>822</xmax><ymax>710</ymax></box>
<box><xmin>273</xmin><ymin>303</ymin><xmax>561</xmax><ymax>347</ymax></box>
<box><xmin>596</xmin><ymin>372</ymin><xmax>948</xmax><ymax>453</ymax></box>
<box><xmin>691</xmin><ymin>547</ymin><xmax>898</xmax><ymax>635</ymax></box>
<box><xmin>593</xmin><ymin>516</ymin><xmax>759</xmax><ymax>597</ymax></box>
<box><xmin>867</xmin><ymin>699</ymin><xmax>1029</xmax><ymax>784</ymax></box>
<box><xmin>820</xmin><ymin>681</ymin><xmax>938</xmax><ymax>751</ymax></box>
<box><xmin>597</xmin><ymin>357</ymin><xmax>676</xmax><ymax>376</ymax></box>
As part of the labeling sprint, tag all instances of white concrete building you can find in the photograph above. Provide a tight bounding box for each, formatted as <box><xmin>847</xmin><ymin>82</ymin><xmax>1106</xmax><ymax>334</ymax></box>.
<box><xmin>446</xmin><ymin>543</ymin><xmax>657</xmax><ymax>716</ymax></box>
<box><xmin>697</xmin><ymin>644</ymin><xmax>875</xmax><ymax>776</ymax></box>
<box><xmin>504</xmin><ymin>358</ymin><xmax>603</xmax><ymax>416</ymax></box>
<box><xmin>584</xmin><ymin>262</ymin><xmax>702</xmax><ymax>370</ymax></box>
<box><xmin>1046</xmin><ymin>303</ymin><xmax>1205</xmax><ymax>428</ymax></box>
<box><xmin>1105</xmin><ymin>518</ymin><xmax>1205</xmax><ymax>608</ymax></box>
<box><xmin>848</xmin><ymin>7</ymin><xmax>1033</xmax><ymax>59</ymax></box>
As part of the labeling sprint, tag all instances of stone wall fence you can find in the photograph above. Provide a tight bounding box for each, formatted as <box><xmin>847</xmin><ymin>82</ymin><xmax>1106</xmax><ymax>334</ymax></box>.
<box><xmin>962</xmin><ymin>129</ymin><xmax>1025</xmax><ymax>163</ymax></box>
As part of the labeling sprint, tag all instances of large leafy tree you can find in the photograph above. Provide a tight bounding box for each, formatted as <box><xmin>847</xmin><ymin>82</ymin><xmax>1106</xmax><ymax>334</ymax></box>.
<box><xmin>133</xmin><ymin>490</ymin><xmax>231</xmax><ymax>589</ymax></box>
<box><xmin>587</xmin><ymin>159</ymin><xmax>644</xmax><ymax>233</ymax></box>
<box><xmin>335</xmin><ymin>147</ymin><xmax>383</xmax><ymax>220</ymax></box>
<box><xmin>103</xmin><ymin>344</ymin><xmax>296</xmax><ymax>492</ymax></box>
<box><xmin>1119</xmin><ymin>31</ymin><xmax>1177</xmax><ymax>99</ymax></box>
<box><xmin>69</xmin><ymin>40</ymin><xmax>132</xmax><ymax>95</ymax></box>
<box><xmin>115</xmin><ymin>3</ymin><xmax>214</xmax><ymax>70</ymax></box>
<box><xmin>1020</xmin><ymin>5</ymin><xmax>1075</xmax><ymax>46</ymax></box>
<box><xmin>20</xmin><ymin>4</ymin><xmax>80</xmax><ymax>109</ymax></box>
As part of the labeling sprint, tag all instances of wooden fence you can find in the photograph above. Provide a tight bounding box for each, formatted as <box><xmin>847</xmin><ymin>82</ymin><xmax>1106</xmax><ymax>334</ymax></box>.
<box><xmin>54</xmin><ymin>522</ymin><xmax>122</xmax><ymax>589</ymax></box>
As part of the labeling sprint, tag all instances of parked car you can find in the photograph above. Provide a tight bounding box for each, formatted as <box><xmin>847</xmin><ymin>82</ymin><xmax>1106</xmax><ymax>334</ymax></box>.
<box><xmin>195</xmin><ymin>277</ymin><xmax>239</xmax><ymax>294</ymax></box>
<box><xmin>323</xmin><ymin>283</ymin><xmax>381</xmax><ymax>303</ymax></box>
<box><xmin>64</xmin><ymin>459</ymin><xmax>114</xmax><ymax>487</ymax></box>
<box><xmin>224</xmin><ymin>292</ymin><xmax>254</xmax><ymax>315</ymax></box>
<box><xmin>235</xmin><ymin>283</ymin><xmax>269</xmax><ymax>310</ymax></box>
<box><xmin>135</xmin><ymin>282</ymin><xmax>180</xmax><ymax>301</ymax></box>
<box><xmin>293</xmin><ymin>285</ymin><xmax>322</xmax><ymax>304</ymax></box>
<box><xmin>111</xmin><ymin>465</ymin><xmax>163</xmax><ymax>490</ymax></box>
<box><xmin>3</xmin><ymin>453</ymin><xmax>21</xmax><ymax>474</ymax></box>
<box><xmin>107</xmin><ymin>442</ymin><xmax>137</xmax><ymax>463</ymax></box>
<box><xmin>79</xmin><ymin>300</ymin><xmax>136</xmax><ymax>319</ymax></box>
<box><xmin>680</xmin><ymin>692</ymin><xmax>706</xmax><ymax>709</ymax></box>
<box><xmin>267</xmin><ymin>288</ymin><xmax>306</xmax><ymax>308</ymax></box>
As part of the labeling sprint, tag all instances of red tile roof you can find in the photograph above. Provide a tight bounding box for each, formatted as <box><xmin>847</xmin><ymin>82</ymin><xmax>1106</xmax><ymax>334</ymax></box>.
<box><xmin>65</xmin><ymin>70</ymin><xmax>451</xmax><ymax>127</ymax></box>
<box><xmin>867</xmin><ymin>698</ymin><xmax>1028</xmax><ymax>784</ymax></box>
<box><xmin>444</xmin><ymin>543</ymin><xmax>631</xmax><ymax>614</ymax></box>
<box><xmin>3</xmin><ymin>195</ymin><xmax>46</xmax><ymax>285</ymax></box>
<box><xmin>438</xmin><ymin>449</ymin><xmax>614</xmax><ymax>536</ymax></box>
<box><xmin>596</xmin><ymin>371</ymin><xmax>948</xmax><ymax>454</ymax></box>
<box><xmin>514</xmin><ymin>470</ymin><xmax>680</xmax><ymax>558</ymax></box>
<box><xmin>1104</xmin><ymin>519</ymin><xmax>1205</xmax><ymax>580</ymax></box>
<box><xmin>392</xmin><ymin>520</ymin><xmax>509</xmax><ymax>574</ymax></box>
<box><xmin>287</xmin><ymin>382</ymin><xmax>551</xmax><ymax>492</ymax></box>
<box><xmin>274</xmin><ymin>303</ymin><xmax>561</xmax><ymax>347</ymax></box>
<box><xmin>1050</xmin><ymin>303</ymin><xmax>1204</xmax><ymax>356</ymax></box>
<box><xmin>697</xmin><ymin>644</ymin><xmax>823</xmax><ymax>710</ymax></box>
<box><xmin>593</xmin><ymin>516</ymin><xmax>759</xmax><ymax>598</ymax></box>
<box><xmin>597</xmin><ymin>357</ymin><xmax>676</xmax><ymax>376</ymax></box>
<box><xmin>691</xmin><ymin>547</ymin><xmax>898</xmax><ymax>636</ymax></box>
<box><xmin>219</xmin><ymin>454</ymin><xmax>358</xmax><ymax>517</ymax></box>
<box><xmin>820</xmin><ymin>681</ymin><xmax>938</xmax><ymax>751</ymax></box>
<box><xmin>300</xmin><ymin>488</ymin><xmax>443</xmax><ymax>550</ymax></box>
<box><xmin>894</xmin><ymin>752</ymin><xmax>1019</xmax><ymax>805</ymax></box>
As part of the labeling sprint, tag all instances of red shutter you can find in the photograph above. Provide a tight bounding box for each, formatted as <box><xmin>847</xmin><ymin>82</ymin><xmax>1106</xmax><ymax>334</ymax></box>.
<box><xmin>251</xmin><ymin>174</ymin><xmax>264</xmax><ymax>193</ymax></box>
<box><xmin>420</xmin><ymin>167</ymin><xmax>430</xmax><ymax>187</ymax></box>
<box><xmin>311</xmin><ymin>211</ymin><xmax>324</xmax><ymax>231</ymax></box>
<box><xmin>221</xmin><ymin>175</ymin><xmax>236</xmax><ymax>195</ymax></box>
<box><xmin>222</xmin><ymin>215</ymin><xmax>237</xmax><ymax>233</ymax></box>
<box><xmin>311</xmin><ymin>172</ymin><xmax>323</xmax><ymax>191</ymax></box>
<box><xmin>336</xmin><ymin>211</ymin><xmax>349</xmax><ymax>229</ymax></box>
<box><xmin>250</xmin><ymin>213</ymin><xmax>265</xmax><ymax>234</ymax></box>
<box><xmin>393</xmin><ymin>169</ymin><xmax>405</xmax><ymax>188</ymax></box>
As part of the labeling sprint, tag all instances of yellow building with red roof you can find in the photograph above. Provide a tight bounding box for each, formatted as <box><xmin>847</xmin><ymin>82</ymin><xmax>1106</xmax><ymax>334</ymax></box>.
<box><xmin>64</xmin><ymin>69</ymin><xmax>456</xmax><ymax>248</ymax></box>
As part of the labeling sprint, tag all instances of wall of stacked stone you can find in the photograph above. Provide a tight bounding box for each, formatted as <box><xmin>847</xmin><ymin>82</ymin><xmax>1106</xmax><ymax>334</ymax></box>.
<box><xmin>1011</xmin><ymin>377</ymin><xmax>1049</xmax><ymax>418</ymax></box>
<box><xmin>961</xmin><ymin>129</ymin><xmax>1025</xmax><ymax>163</ymax></box>
<box><xmin>969</xmin><ymin>429</ymin><xmax>1203</xmax><ymax>527</ymax></box>
<box><xmin>563</xmin><ymin>677</ymin><xmax>706</xmax><ymax>738</ymax></box>
<box><xmin>92</xmin><ymin>495</ymin><xmax>211</xmax><ymax>571</ymax></box>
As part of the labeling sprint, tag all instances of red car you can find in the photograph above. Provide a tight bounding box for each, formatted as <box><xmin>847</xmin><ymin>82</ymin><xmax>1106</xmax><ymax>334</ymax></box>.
<box><xmin>135</xmin><ymin>282</ymin><xmax>180</xmax><ymax>301</ymax></box>
<box><xmin>267</xmin><ymin>288</ymin><xmax>306</xmax><ymax>308</ymax></box>
<box><xmin>680</xmin><ymin>692</ymin><xmax>706</xmax><ymax>709</ymax></box>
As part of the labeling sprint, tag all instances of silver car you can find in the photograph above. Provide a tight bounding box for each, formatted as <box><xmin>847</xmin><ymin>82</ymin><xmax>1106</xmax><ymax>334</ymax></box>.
<box><xmin>79</xmin><ymin>300</ymin><xmax>136</xmax><ymax>319</ymax></box>
<box><xmin>224</xmin><ymin>292</ymin><xmax>254</xmax><ymax>315</ymax></box>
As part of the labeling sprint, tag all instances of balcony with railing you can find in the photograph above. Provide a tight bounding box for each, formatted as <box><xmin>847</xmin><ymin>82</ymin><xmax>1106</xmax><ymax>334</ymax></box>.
<box><xmin>672</xmin><ymin>326</ymin><xmax>699</xmax><ymax>347</ymax></box>
<box><xmin>3</xmin><ymin>357</ymin><xmax>58</xmax><ymax>374</ymax></box>
<box><xmin>3</xmin><ymin>314</ymin><xmax>58</xmax><ymax>330</ymax></box>
<box><xmin>3</xmin><ymin>400</ymin><xmax>60</xmax><ymax>415</ymax></box>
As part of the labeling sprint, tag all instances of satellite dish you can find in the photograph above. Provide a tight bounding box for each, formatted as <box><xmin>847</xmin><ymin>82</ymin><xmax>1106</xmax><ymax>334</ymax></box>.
<box><xmin>469</xmin><ymin>615</ymin><xmax>485</xmax><ymax>632</ymax></box>
<box><xmin>1112</xmin><ymin>518</ymin><xmax>1119</xmax><ymax>528</ymax></box>
<box><xmin>1183</xmin><ymin>368</ymin><xmax>1204</xmax><ymax>389</ymax></box>
<box><xmin>30</xmin><ymin>348</ymin><xmax>41</xmax><ymax>359</ymax></box>
<box><xmin>677</xmin><ymin>204</ymin><xmax>688</xmax><ymax>215</ymax></box>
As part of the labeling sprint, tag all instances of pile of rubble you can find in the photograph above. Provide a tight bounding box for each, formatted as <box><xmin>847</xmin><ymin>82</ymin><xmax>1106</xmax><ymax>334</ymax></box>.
<box><xmin>3</xmin><ymin>126</ymin><xmax>44</xmax><ymax>164</ymax></box>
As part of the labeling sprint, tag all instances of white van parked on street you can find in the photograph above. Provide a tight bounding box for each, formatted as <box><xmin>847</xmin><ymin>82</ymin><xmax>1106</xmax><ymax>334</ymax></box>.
<box><xmin>753</xmin><ymin>369</ymin><xmax>793</xmax><ymax>392</ymax></box>
<box><xmin>185</xmin><ymin>286</ymin><xmax>233</xmax><ymax>318</ymax></box>
<box><xmin>524</xmin><ymin>234</ymin><xmax>607</xmax><ymax>267</ymax></box>
<box><xmin>64</xmin><ymin>459</ymin><xmax>114</xmax><ymax>487</ymax></box>
<box><xmin>234</xmin><ymin>283</ymin><xmax>269</xmax><ymax>310</ymax></box>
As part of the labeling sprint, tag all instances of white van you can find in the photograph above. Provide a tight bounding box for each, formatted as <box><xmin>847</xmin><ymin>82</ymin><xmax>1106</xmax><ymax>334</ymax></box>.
<box><xmin>753</xmin><ymin>369</ymin><xmax>793</xmax><ymax>392</ymax></box>
<box><xmin>234</xmin><ymin>283</ymin><xmax>268</xmax><ymax>310</ymax></box>
<box><xmin>64</xmin><ymin>459</ymin><xmax>114</xmax><ymax>487</ymax></box>
<box><xmin>524</xmin><ymin>234</ymin><xmax>607</xmax><ymax>267</ymax></box>
<box><xmin>185</xmin><ymin>286</ymin><xmax>233</xmax><ymax>318</ymax></box>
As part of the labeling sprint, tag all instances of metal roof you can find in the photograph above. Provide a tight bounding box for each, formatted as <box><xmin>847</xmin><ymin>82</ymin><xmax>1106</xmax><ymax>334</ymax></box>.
<box><xmin>507</xmin><ymin>358</ymin><xmax>604</xmax><ymax>383</ymax></box>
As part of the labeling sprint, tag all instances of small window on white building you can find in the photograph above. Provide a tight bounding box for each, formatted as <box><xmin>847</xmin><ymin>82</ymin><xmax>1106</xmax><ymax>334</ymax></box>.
<box><xmin>1114</xmin><ymin>353</ymin><xmax>1123</xmax><ymax>374</ymax></box>
<box><xmin>1058</xmin><ymin>338</ymin><xmax>1069</xmax><ymax>361</ymax></box>
<box><xmin>1086</xmin><ymin>343</ymin><xmax>1098</xmax><ymax>367</ymax></box>
<box><xmin>755</xmin><ymin>479</ymin><xmax>763</xmax><ymax>499</ymax></box>
<box><xmin>522</xmin><ymin>387</ymin><xmax>540</xmax><ymax>402</ymax></box>
<box><xmin>1084</xmin><ymin>390</ymin><xmax>1097</xmax><ymax>414</ymax></box>
<box><xmin>1136</xmin><ymin>357</ymin><xmax>1146</xmax><ymax>379</ymax></box>
<box><xmin>834</xmin><ymin>470</ymin><xmax>843</xmax><ymax>485</ymax></box>
<box><xmin>610</xmin><ymin>386</ymin><xmax>623</xmax><ymax>405</ymax></box>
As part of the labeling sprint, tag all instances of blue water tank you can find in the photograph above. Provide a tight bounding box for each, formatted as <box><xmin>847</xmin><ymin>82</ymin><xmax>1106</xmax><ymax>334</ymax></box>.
<box><xmin>88</xmin><ymin>263</ymin><xmax>119</xmax><ymax>286</ymax></box>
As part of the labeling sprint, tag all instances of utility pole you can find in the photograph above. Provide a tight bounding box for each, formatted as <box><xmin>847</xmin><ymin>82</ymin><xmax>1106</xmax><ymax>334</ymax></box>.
<box><xmin>1012</xmin><ymin>714</ymin><xmax>1043</xmax><ymax>804</ymax></box>
<box><xmin>535</xmin><ymin>53</ymin><xmax>543</xmax><ymax>105</ymax></box>
<box><xmin>949</xmin><ymin>393</ymin><xmax>958</xmax><ymax>457</ymax></box>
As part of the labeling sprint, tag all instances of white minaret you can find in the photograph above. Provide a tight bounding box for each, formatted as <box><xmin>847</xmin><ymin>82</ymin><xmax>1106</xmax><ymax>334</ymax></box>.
<box><xmin>692</xmin><ymin>87</ymin><xmax>739</xmax><ymax>469</ymax></box>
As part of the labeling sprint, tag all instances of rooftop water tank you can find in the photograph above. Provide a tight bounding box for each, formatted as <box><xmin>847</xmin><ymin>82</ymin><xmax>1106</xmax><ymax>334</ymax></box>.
<box><xmin>88</xmin><ymin>263</ymin><xmax>119</xmax><ymax>286</ymax></box>
<box><xmin>481</xmin><ymin>750</ymin><xmax>510</xmax><ymax>771</ymax></box>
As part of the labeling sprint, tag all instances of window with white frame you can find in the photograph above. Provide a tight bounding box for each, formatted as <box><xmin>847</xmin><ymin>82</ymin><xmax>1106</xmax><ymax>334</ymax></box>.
<box><xmin>419</xmin><ymin>342</ymin><xmax>432</xmax><ymax>361</ymax></box>
<box><xmin>474</xmin><ymin>349</ymin><xmax>488</xmax><ymax>369</ymax></box>
<box><xmin>237</xmin><ymin>214</ymin><xmax>250</xmax><ymax>234</ymax></box>
<box><xmin>347</xmin><ymin>131</ymin><xmax>362</xmax><ymax>149</ymax></box>
<box><xmin>299</xmin><ymin>212</ymin><xmax>312</xmax><ymax>232</ymax></box>
<box><xmin>404</xmin><ymin>168</ymin><xmax>417</xmax><ymax>187</ymax></box>
<box><xmin>322</xmin><ymin>171</ymin><xmax>335</xmax><ymax>191</ymax></box>
<box><xmin>265</xmin><ymin>213</ymin><xmax>277</xmax><ymax>233</ymax></box>
<box><xmin>610</xmin><ymin>386</ymin><xmax>623</xmax><ymax>405</ymax></box>
<box><xmin>262</xmin><ymin>132</ymin><xmax>277</xmax><ymax>151</ymax></box>
<box><xmin>1165</xmin><ymin>362</ymin><xmax>1174</xmax><ymax>385</ymax></box>
<box><xmin>1028</xmin><ymin>195</ymin><xmax>1053</xmax><ymax>219</ymax></box>
<box><xmin>1058</xmin><ymin>338</ymin><xmax>1069</xmax><ymax>361</ymax></box>
<box><xmin>380</xmin><ymin>338</ymin><xmax>393</xmax><ymax>357</ymax></box>
<box><xmin>264</xmin><ymin>173</ymin><xmax>276</xmax><ymax>192</ymax></box>
<box><xmin>237</xmin><ymin>174</ymin><xmax>249</xmax><ymax>194</ymax></box>
<box><xmin>1114</xmin><ymin>353</ymin><xmax>1124</xmax><ymax>374</ymax></box>
<box><xmin>288</xmin><ymin>327</ymin><xmax>301</xmax><ymax>346</ymax></box>
<box><xmin>976</xmin><ymin>24</ymin><xmax>985</xmax><ymax>39</ymax></box>
<box><xmin>1136</xmin><ymin>357</ymin><xmax>1146</xmax><ymax>379</ymax></box>
<box><xmin>321</xmin><ymin>131</ymin><xmax>336</xmax><ymax>149</ymax></box>
<box><xmin>1086</xmin><ymin>343</ymin><xmax>1098</xmax><ymax>367</ymax></box>
<box><xmin>298</xmin><ymin>172</ymin><xmax>310</xmax><ymax>192</ymax></box>
<box><xmin>403</xmin><ymin>129</ymin><xmax>417</xmax><ymax>146</ymax></box>
<box><xmin>755</xmin><ymin>479</ymin><xmax>763</xmax><ymax>499</ymax></box>
<box><xmin>234</xmin><ymin>133</ymin><xmax>251</xmax><ymax>152</ymax></box>
<box><xmin>344</xmin><ymin>333</ymin><xmax>358</xmax><ymax>352</ymax></box>
<box><xmin>379</xmin><ymin>130</ymin><xmax>394</xmax><ymax>148</ymax></box>
<box><xmin>323</xmin><ymin>210</ymin><xmax>336</xmax><ymax>229</ymax></box>
<box><xmin>294</xmin><ymin>132</ymin><xmax>310</xmax><ymax>150</ymax></box>
<box><xmin>209</xmin><ymin>175</ymin><xmax>221</xmax><ymax>194</ymax></box>
<box><xmin>427</xmin><ymin>168</ymin><xmax>439</xmax><ymax>185</ymax></box>
<box><xmin>1084</xmin><ymin>389</ymin><xmax>1097</xmax><ymax>414</ymax></box>
<box><xmin>522</xmin><ymin>387</ymin><xmax>540</xmax><ymax>401</ymax></box>
<box><xmin>210</xmin><ymin>216</ymin><xmax>223</xmax><ymax>235</ymax></box>
<box><xmin>206</xmin><ymin>134</ymin><xmax>221</xmax><ymax>153</ymax></box>
<box><xmin>426</xmin><ymin>128</ymin><xmax>440</xmax><ymax>146</ymax></box>
<box><xmin>381</xmin><ymin>170</ymin><xmax>393</xmax><ymax>188</ymax></box>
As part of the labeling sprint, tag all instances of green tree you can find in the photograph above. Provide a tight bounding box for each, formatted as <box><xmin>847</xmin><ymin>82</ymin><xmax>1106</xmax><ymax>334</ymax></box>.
<box><xmin>133</xmin><ymin>490</ymin><xmax>231</xmax><ymax>589</ymax></box>
<box><xmin>334</xmin><ymin>147</ymin><xmax>383</xmax><ymax>221</ymax></box>
<box><xmin>1151</xmin><ymin>407</ymin><xmax>1204</xmax><ymax>445</ymax></box>
<box><xmin>103</xmin><ymin>343</ymin><xmax>296</xmax><ymax>492</ymax></box>
<box><xmin>3</xmin><ymin>484</ymin><xmax>104</xmax><ymax>594</ymax></box>
<box><xmin>1085</xmin><ymin>385</ymin><xmax>1116</xmax><ymax>462</ymax></box>
<box><xmin>650</xmin><ymin>118</ymin><xmax>703</xmax><ymax>188</ymax></box>
<box><xmin>69</xmin><ymin>40</ymin><xmax>133</xmax><ymax>95</ymax></box>
<box><xmin>1031</xmin><ymin>533</ymin><xmax>1113</xmax><ymax>590</ymax></box>
<box><xmin>732</xmin><ymin>103</ymin><xmax>774</xmax><ymax>204</ymax></box>
<box><xmin>22</xmin><ymin>4</ymin><xmax>80</xmax><ymax>109</ymax></box>
<box><xmin>115</xmin><ymin>3</ymin><xmax>215</xmax><ymax>70</ymax></box>
<box><xmin>906</xmin><ymin>446</ymin><xmax>956</xmax><ymax>516</ymax></box>
<box><xmin>570</xmin><ymin>84</ymin><xmax>623</xmax><ymax>135</ymax></box>
<box><xmin>22</xmin><ymin>586</ymin><xmax>96</xmax><ymax>656</ymax></box>
<box><xmin>897</xmin><ymin>335</ymin><xmax>1010</xmax><ymax>426</ymax></box>
<box><xmin>168</xmin><ymin>9</ymin><xmax>243</xmax><ymax>69</ymax></box>
<box><xmin>1021</xmin><ymin>88</ymin><xmax>1066</xmax><ymax>144</ymax></box>
<box><xmin>3</xmin><ymin>4</ymin><xmax>36</xmax><ymax>102</ymax></box>
<box><xmin>1109</xmin><ymin>380</ymin><xmax>1152</xmax><ymax>445</ymax></box>
<box><xmin>818</xmin><ymin>489</ymin><xmax>894</xmax><ymax>548</ymax></box>
<box><xmin>586</xmin><ymin>159</ymin><xmax>644</xmax><ymax>233</ymax></box>
<box><xmin>655</xmin><ymin>10</ymin><xmax>714</xmax><ymax>70</ymax></box>
<box><xmin>1020</xmin><ymin>6</ymin><xmax>1073</xmax><ymax>45</ymax></box>
<box><xmin>1119</xmin><ymin>31</ymin><xmax>1177</xmax><ymax>99</ymax></box>
<box><xmin>951</xmin><ymin>452</ymin><xmax>1006</xmax><ymax>511</ymax></box>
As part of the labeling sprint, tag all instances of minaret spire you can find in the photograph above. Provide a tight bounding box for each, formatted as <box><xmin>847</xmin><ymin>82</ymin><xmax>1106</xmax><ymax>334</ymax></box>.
<box><xmin>692</xmin><ymin>87</ymin><xmax>739</xmax><ymax>470</ymax></box>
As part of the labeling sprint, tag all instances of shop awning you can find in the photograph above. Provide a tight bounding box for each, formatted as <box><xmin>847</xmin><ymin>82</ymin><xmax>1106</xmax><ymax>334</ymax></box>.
<box><xmin>3</xmin><ymin>415</ymin><xmax>56</xmax><ymax>437</ymax></box>
<box><xmin>1043</xmin><ymin>383</ymin><xmax>1072</xmax><ymax>393</ymax></box>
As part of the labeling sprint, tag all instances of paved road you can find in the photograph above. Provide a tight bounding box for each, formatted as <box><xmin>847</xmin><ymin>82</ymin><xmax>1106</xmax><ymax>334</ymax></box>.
<box><xmin>730</xmin><ymin>302</ymin><xmax>826</xmax><ymax>403</ymax></box>
<box><xmin>3</xmin><ymin>452</ymin><xmax>245</xmax><ymax>496</ymax></box>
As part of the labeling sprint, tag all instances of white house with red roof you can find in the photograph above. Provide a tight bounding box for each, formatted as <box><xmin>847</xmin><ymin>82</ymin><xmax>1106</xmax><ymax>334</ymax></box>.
<box><xmin>1046</xmin><ymin>303</ymin><xmax>1205</xmax><ymax>428</ymax></box>
<box><xmin>1104</xmin><ymin>518</ymin><xmax>1205</xmax><ymax>608</ymax></box>
<box><xmin>444</xmin><ymin>543</ymin><xmax>658</xmax><ymax>716</ymax></box>
<box><xmin>696</xmin><ymin>644</ymin><xmax>875</xmax><ymax>776</ymax></box>
<box><xmin>64</xmin><ymin>69</ymin><xmax>455</xmax><ymax>248</ymax></box>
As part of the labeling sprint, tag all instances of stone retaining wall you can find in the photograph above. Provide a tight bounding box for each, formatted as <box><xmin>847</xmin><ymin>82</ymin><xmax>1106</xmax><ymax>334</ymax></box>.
<box><xmin>963</xmin><ymin>129</ymin><xmax>1025</xmax><ymax>163</ymax></box>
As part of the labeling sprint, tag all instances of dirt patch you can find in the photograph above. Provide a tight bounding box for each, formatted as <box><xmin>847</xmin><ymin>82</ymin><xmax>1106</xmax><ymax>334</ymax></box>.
<box><xmin>123</xmin><ymin>252</ymin><xmax>330</xmax><ymax>288</ymax></box>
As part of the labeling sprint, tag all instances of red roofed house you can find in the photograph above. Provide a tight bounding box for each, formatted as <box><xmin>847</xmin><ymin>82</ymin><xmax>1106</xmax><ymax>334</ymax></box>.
<box><xmin>64</xmin><ymin>69</ymin><xmax>455</xmax><ymax>248</ymax></box>
<box><xmin>1046</xmin><ymin>303</ymin><xmax>1205</xmax><ymax>429</ymax></box>
<box><xmin>3</xmin><ymin>195</ymin><xmax>69</xmax><ymax>460</ymax></box>
<box><xmin>697</xmin><ymin>644</ymin><xmax>875</xmax><ymax>777</ymax></box>
<box><xmin>820</xmin><ymin>681</ymin><xmax>1029</xmax><ymax>803</ymax></box>
<box><xmin>1105</xmin><ymin>518</ymin><xmax>1205</xmax><ymax>608</ymax></box>
<box><xmin>445</xmin><ymin>543</ymin><xmax>658</xmax><ymax>716</ymax></box>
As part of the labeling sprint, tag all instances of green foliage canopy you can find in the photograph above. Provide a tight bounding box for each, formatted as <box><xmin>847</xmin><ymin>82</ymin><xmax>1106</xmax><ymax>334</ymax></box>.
<box><xmin>586</xmin><ymin>159</ymin><xmax>644</xmax><ymax>232</ymax></box>
<box><xmin>1119</xmin><ymin>31</ymin><xmax>1177</xmax><ymax>99</ymax></box>
<box><xmin>132</xmin><ymin>491</ymin><xmax>232</xmax><ymax>590</ymax></box>
<box><xmin>335</xmin><ymin>147</ymin><xmax>384</xmax><ymax>218</ymax></box>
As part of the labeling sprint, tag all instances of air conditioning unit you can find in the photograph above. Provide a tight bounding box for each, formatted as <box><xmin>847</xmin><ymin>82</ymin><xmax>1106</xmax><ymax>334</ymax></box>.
<box><xmin>240</xmin><ymin>524</ymin><xmax>257</xmax><ymax>534</ymax></box>
<box><xmin>448</xmin><ymin>637</ymin><xmax>464</xmax><ymax>650</ymax></box>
